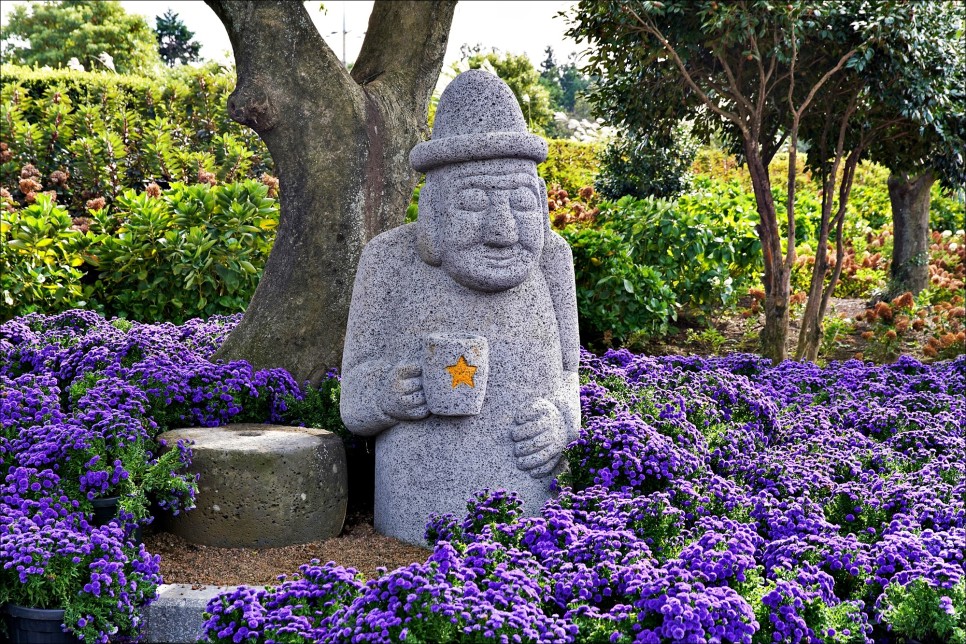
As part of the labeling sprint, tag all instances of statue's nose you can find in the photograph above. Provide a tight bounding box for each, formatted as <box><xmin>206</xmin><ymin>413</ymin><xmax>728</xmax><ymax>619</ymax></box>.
<box><xmin>482</xmin><ymin>193</ymin><xmax>518</xmax><ymax>247</ymax></box>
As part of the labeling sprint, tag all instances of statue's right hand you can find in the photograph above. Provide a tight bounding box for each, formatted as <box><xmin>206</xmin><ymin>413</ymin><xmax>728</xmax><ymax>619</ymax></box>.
<box><xmin>380</xmin><ymin>363</ymin><xmax>430</xmax><ymax>421</ymax></box>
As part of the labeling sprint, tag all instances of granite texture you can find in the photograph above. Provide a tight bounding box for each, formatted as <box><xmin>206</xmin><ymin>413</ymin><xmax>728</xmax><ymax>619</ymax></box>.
<box><xmin>142</xmin><ymin>584</ymin><xmax>252</xmax><ymax>643</ymax></box>
<box><xmin>157</xmin><ymin>424</ymin><xmax>347</xmax><ymax>548</ymax></box>
<box><xmin>422</xmin><ymin>332</ymin><xmax>489</xmax><ymax>416</ymax></box>
<box><xmin>410</xmin><ymin>70</ymin><xmax>548</xmax><ymax>172</ymax></box>
<box><xmin>341</xmin><ymin>70</ymin><xmax>581</xmax><ymax>546</ymax></box>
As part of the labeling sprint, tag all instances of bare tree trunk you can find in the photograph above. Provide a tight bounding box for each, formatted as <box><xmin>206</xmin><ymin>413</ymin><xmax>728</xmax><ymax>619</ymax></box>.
<box><xmin>796</xmin><ymin>148</ymin><xmax>860</xmax><ymax>362</ymax></box>
<box><xmin>887</xmin><ymin>171</ymin><xmax>935</xmax><ymax>297</ymax></box>
<box><xmin>204</xmin><ymin>0</ymin><xmax>455</xmax><ymax>386</ymax></box>
<box><xmin>745</xmin><ymin>145</ymin><xmax>788</xmax><ymax>364</ymax></box>
<box><xmin>745</xmin><ymin>146</ymin><xmax>791</xmax><ymax>364</ymax></box>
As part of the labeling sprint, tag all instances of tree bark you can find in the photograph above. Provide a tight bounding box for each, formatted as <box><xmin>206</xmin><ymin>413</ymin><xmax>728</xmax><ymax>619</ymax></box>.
<box><xmin>887</xmin><ymin>171</ymin><xmax>935</xmax><ymax>297</ymax></box>
<box><xmin>745</xmin><ymin>143</ymin><xmax>789</xmax><ymax>364</ymax></box>
<box><xmin>205</xmin><ymin>0</ymin><xmax>455</xmax><ymax>386</ymax></box>
<box><xmin>795</xmin><ymin>149</ymin><xmax>859</xmax><ymax>363</ymax></box>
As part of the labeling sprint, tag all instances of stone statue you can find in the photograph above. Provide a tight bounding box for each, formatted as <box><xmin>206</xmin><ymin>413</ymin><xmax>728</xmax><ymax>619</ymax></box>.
<box><xmin>340</xmin><ymin>70</ymin><xmax>580</xmax><ymax>546</ymax></box>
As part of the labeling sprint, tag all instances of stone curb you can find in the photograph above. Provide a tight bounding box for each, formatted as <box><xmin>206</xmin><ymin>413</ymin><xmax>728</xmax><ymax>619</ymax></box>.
<box><xmin>142</xmin><ymin>583</ymin><xmax>264</xmax><ymax>643</ymax></box>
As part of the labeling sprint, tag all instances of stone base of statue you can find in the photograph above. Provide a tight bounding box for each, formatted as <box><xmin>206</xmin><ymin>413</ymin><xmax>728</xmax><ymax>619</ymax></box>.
<box><xmin>157</xmin><ymin>424</ymin><xmax>347</xmax><ymax>548</ymax></box>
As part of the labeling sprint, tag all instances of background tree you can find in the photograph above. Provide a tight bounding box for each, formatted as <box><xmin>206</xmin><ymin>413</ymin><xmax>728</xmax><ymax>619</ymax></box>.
<box><xmin>864</xmin><ymin>1</ymin><xmax>966</xmax><ymax>298</ymax></box>
<box><xmin>792</xmin><ymin>0</ymin><xmax>964</xmax><ymax>359</ymax></box>
<box><xmin>539</xmin><ymin>47</ymin><xmax>592</xmax><ymax>116</ymax></box>
<box><xmin>568</xmin><ymin>0</ymin><xmax>946</xmax><ymax>363</ymax></box>
<box><xmin>205</xmin><ymin>0</ymin><xmax>455</xmax><ymax>386</ymax></box>
<box><xmin>1</xmin><ymin>1</ymin><xmax>161</xmax><ymax>74</ymax></box>
<box><xmin>156</xmin><ymin>9</ymin><xmax>202</xmax><ymax>67</ymax></box>
<box><xmin>462</xmin><ymin>51</ymin><xmax>554</xmax><ymax>134</ymax></box>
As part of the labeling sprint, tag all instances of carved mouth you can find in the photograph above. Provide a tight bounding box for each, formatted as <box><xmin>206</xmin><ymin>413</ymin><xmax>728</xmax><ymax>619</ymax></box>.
<box><xmin>481</xmin><ymin>246</ymin><xmax>519</xmax><ymax>261</ymax></box>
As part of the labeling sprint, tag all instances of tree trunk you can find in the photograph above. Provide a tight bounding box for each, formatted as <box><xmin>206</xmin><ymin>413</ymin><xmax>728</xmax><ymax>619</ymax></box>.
<box><xmin>887</xmin><ymin>171</ymin><xmax>934</xmax><ymax>297</ymax></box>
<box><xmin>795</xmin><ymin>148</ymin><xmax>859</xmax><ymax>363</ymax></box>
<box><xmin>205</xmin><ymin>0</ymin><xmax>455</xmax><ymax>386</ymax></box>
<box><xmin>745</xmin><ymin>144</ymin><xmax>789</xmax><ymax>364</ymax></box>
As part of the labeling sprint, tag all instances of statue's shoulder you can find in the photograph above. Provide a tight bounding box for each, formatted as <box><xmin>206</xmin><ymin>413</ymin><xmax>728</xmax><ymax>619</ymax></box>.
<box><xmin>359</xmin><ymin>223</ymin><xmax>418</xmax><ymax>269</ymax></box>
<box><xmin>542</xmin><ymin>229</ymin><xmax>574</xmax><ymax>266</ymax></box>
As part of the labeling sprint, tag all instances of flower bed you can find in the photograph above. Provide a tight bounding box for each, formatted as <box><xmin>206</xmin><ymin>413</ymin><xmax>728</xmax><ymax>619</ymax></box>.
<box><xmin>0</xmin><ymin>310</ymin><xmax>300</xmax><ymax>642</ymax></box>
<box><xmin>203</xmin><ymin>350</ymin><xmax>965</xmax><ymax>644</ymax></box>
<box><xmin>3</xmin><ymin>311</ymin><xmax>963</xmax><ymax>643</ymax></box>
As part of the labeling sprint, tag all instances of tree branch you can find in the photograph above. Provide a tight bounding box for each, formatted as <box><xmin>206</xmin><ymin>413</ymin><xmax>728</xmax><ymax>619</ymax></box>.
<box><xmin>793</xmin><ymin>47</ymin><xmax>858</xmax><ymax>121</ymax></box>
<box><xmin>353</xmin><ymin>0</ymin><xmax>456</xmax><ymax>110</ymax></box>
<box><xmin>715</xmin><ymin>49</ymin><xmax>756</xmax><ymax>117</ymax></box>
<box><xmin>205</xmin><ymin>0</ymin><xmax>354</xmax><ymax>133</ymax></box>
<box><xmin>623</xmin><ymin>5</ymin><xmax>750</xmax><ymax>139</ymax></box>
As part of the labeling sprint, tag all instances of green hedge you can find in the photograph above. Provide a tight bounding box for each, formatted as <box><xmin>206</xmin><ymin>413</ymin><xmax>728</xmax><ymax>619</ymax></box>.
<box><xmin>1</xmin><ymin>64</ymin><xmax>271</xmax><ymax>214</ymax></box>
<box><xmin>562</xmin><ymin>179</ymin><xmax>763</xmax><ymax>343</ymax></box>
<box><xmin>2</xmin><ymin>180</ymin><xmax>278</xmax><ymax>322</ymax></box>
<box><xmin>537</xmin><ymin>139</ymin><xmax>602</xmax><ymax>196</ymax></box>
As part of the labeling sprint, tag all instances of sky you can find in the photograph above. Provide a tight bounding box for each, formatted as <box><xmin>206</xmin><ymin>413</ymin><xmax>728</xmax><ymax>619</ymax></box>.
<box><xmin>0</xmin><ymin>1</ymin><xmax>586</xmax><ymax>70</ymax></box>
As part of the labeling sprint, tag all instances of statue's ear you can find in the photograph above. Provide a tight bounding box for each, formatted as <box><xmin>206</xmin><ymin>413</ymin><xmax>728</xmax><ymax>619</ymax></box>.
<box><xmin>416</xmin><ymin>182</ymin><xmax>442</xmax><ymax>266</ymax></box>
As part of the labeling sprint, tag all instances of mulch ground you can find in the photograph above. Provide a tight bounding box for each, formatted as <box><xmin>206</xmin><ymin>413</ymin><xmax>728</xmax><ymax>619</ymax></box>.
<box><xmin>146</xmin><ymin>511</ymin><xmax>430</xmax><ymax>585</ymax></box>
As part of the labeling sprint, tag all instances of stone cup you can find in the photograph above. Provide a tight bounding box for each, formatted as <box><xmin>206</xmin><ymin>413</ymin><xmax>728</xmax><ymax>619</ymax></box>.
<box><xmin>422</xmin><ymin>333</ymin><xmax>489</xmax><ymax>416</ymax></box>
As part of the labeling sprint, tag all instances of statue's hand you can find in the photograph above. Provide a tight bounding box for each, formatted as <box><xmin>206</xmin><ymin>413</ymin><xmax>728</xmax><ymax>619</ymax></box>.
<box><xmin>512</xmin><ymin>399</ymin><xmax>567</xmax><ymax>478</ymax></box>
<box><xmin>380</xmin><ymin>363</ymin><xmax>430</xmax><ymax>421</ymax></box>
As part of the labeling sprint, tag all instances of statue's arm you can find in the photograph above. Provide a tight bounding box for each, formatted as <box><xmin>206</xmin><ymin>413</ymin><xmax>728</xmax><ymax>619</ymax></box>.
<box><xmin>541</xmin><ymin>231</ymin><xmax>580</xmax><ymax>372</ymax></box>
<box><xmin>541</xmin><ymin>231</ymin><xmax>581</xmax><ymax>442</ymax></box>
<box><xmin>340</xmin><ymin>245</ymin><xmax>402</xmax><ymax>437</ymax></box>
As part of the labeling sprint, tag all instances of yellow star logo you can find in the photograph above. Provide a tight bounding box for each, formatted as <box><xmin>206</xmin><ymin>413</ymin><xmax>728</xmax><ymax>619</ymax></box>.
<box><xmin>445</xmin><ymin>355</ymin><xmax>477</xmax><ymax>389</ymax></box>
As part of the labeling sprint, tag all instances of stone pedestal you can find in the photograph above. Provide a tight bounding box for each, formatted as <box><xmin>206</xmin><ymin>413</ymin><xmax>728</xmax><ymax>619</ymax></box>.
<box><xmin>158</xmin><ymin>424</ymin><xmax>347</xmax><ymax>548</ymax></box>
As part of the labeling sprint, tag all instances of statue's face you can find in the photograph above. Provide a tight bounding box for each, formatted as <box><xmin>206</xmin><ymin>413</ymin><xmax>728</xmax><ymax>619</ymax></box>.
<box><xmin>439</xmin><ymin>169</ymin><xmax>545</xmax><ymax>292</ymax></box>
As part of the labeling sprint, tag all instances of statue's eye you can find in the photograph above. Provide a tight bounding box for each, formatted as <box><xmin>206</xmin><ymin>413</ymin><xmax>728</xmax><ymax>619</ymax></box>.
<box><xmin>509</xmin><ymin>187</ymin><xmax>537</xmax><ymax>211</ymax></box>
<box><xmin>454</xmin><ymin>188</ymin><xmax>488</xmax><ymax>211</ymax></box>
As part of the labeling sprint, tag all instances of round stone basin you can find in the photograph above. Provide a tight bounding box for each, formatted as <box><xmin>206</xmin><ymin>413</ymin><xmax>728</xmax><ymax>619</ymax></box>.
<box><xmin>158</xmin><ymin>424</ymin><xmax>347</xmax><ymax>548</ymax></box>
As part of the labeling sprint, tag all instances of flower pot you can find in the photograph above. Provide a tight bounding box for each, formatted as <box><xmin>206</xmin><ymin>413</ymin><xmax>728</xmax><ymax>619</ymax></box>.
<box><xmin>90</xmin><ymin>496</ymin><xmax>143</xmax><ymax>544</ymax></box>
<box><xmin>2</xmin><ymin>604</ymin><xmax>81</xmax><ymax>644</ymax></box>
<box><xmin>91</xmin><ymin>495</ymin><xmax>119</xmax><ymax>526</ymax></box>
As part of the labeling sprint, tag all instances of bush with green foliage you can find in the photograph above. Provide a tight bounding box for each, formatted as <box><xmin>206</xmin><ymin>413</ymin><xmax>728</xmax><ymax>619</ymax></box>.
<box><xmin>1</xmin><ymin>180</ymin><xmax>279</xmax><ymax>322</ymax></box>
<box><xmin>1</xmin><ymin>193</ymin><xmax>94</xmax><ymax>314</ymax></box>
<box><xmin>561</xmin><ymin>224</ymin><xmax>678</xmax><ymax>342</ymax></box>
<box><xmin>562</xmin><ymin>181</ymin><xmax>762</xmax><ymax>344</ymax></box>
<box><xmin>537</xmin><ymin>139</ymin><xmax>602</xmax><ymax>198</ymax></box>
<box><xmin>91</xmin><ymin>180</ymin><xmax>277</xmax><ymax>322</ymax></box>
<box><xmin>595</xmin><ymin>123</ymin><xmax>698</xmax><ymax>201</ymax></box>
<box><xmin>1</xmin><ymin>64</ymin><xmax>272</xmax><ymax>213</ymax></box>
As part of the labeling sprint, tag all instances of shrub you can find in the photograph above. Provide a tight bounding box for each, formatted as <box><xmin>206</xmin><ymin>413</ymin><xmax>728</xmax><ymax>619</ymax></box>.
<box><xmin>560</xmin><ymin>184</ymin><xmax>762</xmax><ymax>344</ymax></box>
<box><xmin>595</xmin><ymin>123</ymin><xmax>698</xmax><ymax>201</ymax></box>
<box><xmin>0</xmin><ymin>64</ymin><xmax>272</xmax><ymax>214</ymax></box>
<box><xmin>0</xmin><ymin>193</ymin><xmax>94</xmax><ymax>315</ymax></box>
<box><xmin>1</xmin><ymin>180</ymin><xmax>279</xmax><ymax>322</ymax></box>
<box><xmin>560</xmin><ymin>224</ymin><xmax>678</xmax><ymax>343</ymax></box>
<box><xmin>91</xmin><ymin>180</ymin><xmax>278</xmax><ymax>322</ymax></box>
<box><xmin>537</xmin><ymin>139</ymin><xmax>603</xmax><ymax>197</ymax></box>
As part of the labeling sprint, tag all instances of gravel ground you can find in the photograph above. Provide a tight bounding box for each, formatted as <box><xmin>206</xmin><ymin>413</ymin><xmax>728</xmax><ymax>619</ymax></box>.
<box><xmin>145</xmin><ymin>512</ymin><xmax>431</xmax><ymax>584</ymax></box>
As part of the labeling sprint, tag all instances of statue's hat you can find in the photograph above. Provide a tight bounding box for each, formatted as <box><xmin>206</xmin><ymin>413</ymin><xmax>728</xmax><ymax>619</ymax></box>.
<box><xmin>410</xmin><ymin>70</ymin><xmax>548</xmax><ymax>172</ymax></box>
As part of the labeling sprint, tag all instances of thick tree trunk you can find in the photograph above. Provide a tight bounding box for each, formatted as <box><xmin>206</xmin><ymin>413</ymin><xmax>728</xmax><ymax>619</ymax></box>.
<box><xmin>205</xmin><ymin>0</ymin><xmax>455</xmax><ymax>386</ymax></box>
<box><xmin>745</xmin><ymin>145</ymin><xmax>789</xmax><ymax>364</ymax></box>
<box><xmin>887</xmin><ymin>171</ymin><xmax>934</xmax><ymax>297</ymax></box>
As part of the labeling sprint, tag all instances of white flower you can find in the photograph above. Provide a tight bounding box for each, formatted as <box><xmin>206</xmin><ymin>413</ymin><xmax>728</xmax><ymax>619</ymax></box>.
<box><xmin>97</xmin><ymin>52</ymin><xmax>115</xmax><ymax>72</ymax></box>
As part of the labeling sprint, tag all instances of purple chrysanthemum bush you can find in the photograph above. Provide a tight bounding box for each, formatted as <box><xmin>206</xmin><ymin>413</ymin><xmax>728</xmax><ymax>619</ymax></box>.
<box><xmin>2</xmin><ymin>311</ymin><xmax>963</xmax><ymax>643</ymax></box>
<box><xmin>203</xmin><ymin>349</ymin><xmax>965</xmax><ymax>644</ymax></box>
<box><xmin>0</xmin><ymin>310</ymin><xmax>302</xmax><ymax>642</ymax></box>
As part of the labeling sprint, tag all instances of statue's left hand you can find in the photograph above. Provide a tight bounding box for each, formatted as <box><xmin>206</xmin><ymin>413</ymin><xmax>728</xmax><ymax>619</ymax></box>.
<box><xmin>512</xmin><ymin>399</ymin><xmax>567</xmax><ymax>478</ymax></box>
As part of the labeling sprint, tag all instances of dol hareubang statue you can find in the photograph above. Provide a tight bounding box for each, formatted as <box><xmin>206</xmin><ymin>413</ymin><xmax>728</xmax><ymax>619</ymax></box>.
<box><xmin>340</xmin><ymin>70</ymin><xmax>580</xmax><ymax>546</ymax></box>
